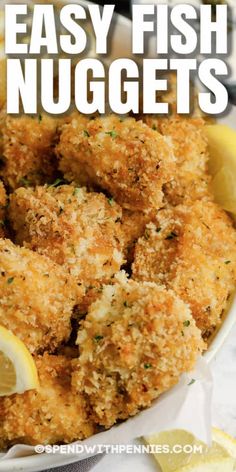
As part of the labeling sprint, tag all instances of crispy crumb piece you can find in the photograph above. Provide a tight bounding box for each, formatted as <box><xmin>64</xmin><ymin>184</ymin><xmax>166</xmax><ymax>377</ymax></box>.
<box><xmin>8</xmin><ymin>185</ymin><xmax>125</xmax><ymax>290</ymax></box>
<box><xmin>0</xmin><ymin>238</ymin><xmax>81</xmax><ymax>353</ymax></box>
<box><xmin>121</xmin><ymin>209</ymin><xmax>154</xmax><ymax>263</ymax></box>
<box><xmin>0</xmin><ymin>181</ymin><xmax>6</xmax><ymax>238</ymax></box>
<box><xmin>0</xmin><ymin>354</ymin><xmax>95</xmax><ymax>447</ymax></box>
<box><xmin>72</xmin><ymin>272</ymin><xmax>204</xmax><ymax>428</ymax></box>
<box><xmin>143</xmin><ymin>116</ymin><xmax>210</xmax><ymax>205</ymax></box>
<box><xmin>132</xmin><ymin>200</ymin><xmax>236</xmax><ymax>337</ymax></box>
<box><xmin>0</xmin><ymin>111</ymin><xmax>60</xmax><ymax>190</ymax></box>
<box><xmin>56</xmin><ymin>114</ymin><xmax>176</xmax><ymax>212</ymax></box>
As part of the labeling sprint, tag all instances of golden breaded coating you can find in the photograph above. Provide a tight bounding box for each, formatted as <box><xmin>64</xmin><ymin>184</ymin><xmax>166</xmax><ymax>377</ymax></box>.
<box><xmin>0</xmin><ymin>354</ymin><xmax>95</xmax><ymax>447</ymax></box>
<box><xmin>0</xmin><ymin>59</ymin><xmax>6</xmax><ymax>112</ymax></box>
<box><xmin>132</xmin><ymin>201</ymin><xmax>236</xmax><ymax>337</ymax></box>
<box><xmin>143</xmin><ymin>116</ymin><xmax>210</xmax><ymax>205</ymax></box>
<box><xmin>0</xmin><ymin>111</ymin><xmax>59</xmax><ymax>190</ymax></box>
<box><xmin>0</xmin><ymin>181</ymin><xmax>6</xmax><ymax>237</ymax></box>
<box><xmin>121</xmin><ymin>210</ymin><xmax>153</xmax><ymax>263</ymax></box>
<box><xmin>0</xmin><ymin>238</ymin><xmax>80</xmax><ymax>353</ymax></box>
<box><xmin>56</xmin><ymin>114</ymin><xmax>175</xmax><ymax>212</ymax></box>
<box><xmin>72</xmin><ymin>273</ymin><xmax>204</xmax><ymax>428</ymax></box>
<box><xmin>8</xmin><ymin>185</ymin><xmax>124</xmax><ymax>289</ymax></box>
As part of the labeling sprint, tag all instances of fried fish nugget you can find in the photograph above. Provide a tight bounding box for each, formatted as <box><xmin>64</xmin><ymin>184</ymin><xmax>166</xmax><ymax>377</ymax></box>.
<box><xmin>72</xmin><ymin>273</ymin><xmax>204</xmax><ymax>428</ymax></box>
<box><xmin>56</xmin><ymin>114</ymin><xmax>175</xmax><ymax>212</ymax></box>
<box><xmin>0</xmin><ymin>181</ymin><xmax>6</xmax><ymax>237</ymax></box>
<box><xmin>121</xmin><ymin>210</ymin><xmax>154</xmax><ymax>263</ymax></box>
<box><xmin>8</xmin><ymin>185</ymin><xmax>124</xmax><ymax>287</ymax></box>
<box><xmin>0</xmin><ymin>238</ymin><xmax>80</xmax><ymax>353</ymax></box>
<box><xmin>143</xmin><ymin>116</ymin><xmax>210</xmax><ymax>206</ymax></box>
<box><xmin>0</xmin><ymin>111</ymin><xmax>59</xmax><ymax>190</ymax></box>
<box><xmin>0</xmin><ymin>354</ymin><xmax>95</xmax><ymax>447</ymax></box>
<box><xmin>132</xmin><ymin>201</ymin><xmax>236</xmax><ymax>337</ymax></box>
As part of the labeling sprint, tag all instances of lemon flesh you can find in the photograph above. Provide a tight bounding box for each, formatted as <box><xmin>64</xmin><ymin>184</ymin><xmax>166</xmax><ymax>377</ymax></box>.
<box><xmin>0</xmin><ymin>351</ymin><xmax>16</xmax><ymax>395</ymax></box>
<box><xmin>205</xmin><ymin>125</ymin><xmax>236</xmax><ymax>215</ymax></box>
<box><xmin>0</xmin><ymin>326</ymin><xmax>39</xmax><ymax>396</ymax></box>
<box><xmin>144</xmin><ymin>429</ymin><xmax>235</xmax><ymax>472</ymax></box>
<box><xmin>212</xmin><ymin>427</ymin><xmax>236</xmax><ymax>460</ymax></box>
<box><xmin>173</xmin><ymin>458</ymin><xmax>235</xmax><ymax>472</ymax></box>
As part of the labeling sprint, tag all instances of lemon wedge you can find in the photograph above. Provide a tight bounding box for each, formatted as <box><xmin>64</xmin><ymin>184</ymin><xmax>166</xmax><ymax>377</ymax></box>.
<box><xmin>144</xmin><ymin>429</ymin><xmax>235</xmax><ymax>472</ymax></box>
<box><xmin>212</xmin><ymin>427</ymin><xmax>236</xmax><ymax>460</ymax></box>
<box><xmin>204</xmin><ymin>124</ymin><xmax>236</xmax><ymax>215</ymax></box>
<box><xmin>0</xmin><ymin>326</ymin><xmax>39</xmax><ymax>396</ymax></box>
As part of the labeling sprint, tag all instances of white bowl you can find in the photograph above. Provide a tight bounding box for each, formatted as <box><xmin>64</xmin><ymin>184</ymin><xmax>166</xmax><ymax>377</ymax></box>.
<box><xmin>0</xmin><ymin>1</ymin><xmax>236</xmax><ymax>470</ymax></box>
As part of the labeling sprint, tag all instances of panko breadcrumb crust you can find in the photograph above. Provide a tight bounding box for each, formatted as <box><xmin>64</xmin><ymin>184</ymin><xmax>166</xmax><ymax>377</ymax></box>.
<box><xmin>56</xmin><ymin>114</ymin><xmax>176</xmax><ymax>212</ymax></box>
<box><xmin>0</xmin><ymin>74</ymin><xmax>236</xmax><ymax>449</ymax></box>
<box><xmin>8</xmin><ymin>185</ymin><xmax>125</xmax><ymax>288</ymax></box>
<box><xmin>72</xmin><ymin>273</ymin><xmax>205</xmax><ymax>429</ymax></box>
<box><xmin>0</xmin><ymin>181</ymin><xmax>6</xmax><ymax>238</ymax></box>
<box><xmin>0</xmin><ymin>354</ymin><xmax>95</xmax><ymax>447</ymax></box>
<box><xmin>143</xmin><ymin>116</ymin><xmax>210</xmax><ymax>206</ymax></box>
<box><xmin>0</xmin><ymin>111</ymin><xmax>60</xmax><ymax>190</ymax></box>
<box><xmin>121</xmin><ymin>209</ymin><xmax>154</xmax><ymax>262</ymax></box>
<box><xmin>132</xmin><ymin>200</ymin><xmax>236</xmax><ymax>337</ymax></box>
<box><xmin>0</xmin><ymin>238</ymin><xmax>81</xmax><ymax>353</ymax></box>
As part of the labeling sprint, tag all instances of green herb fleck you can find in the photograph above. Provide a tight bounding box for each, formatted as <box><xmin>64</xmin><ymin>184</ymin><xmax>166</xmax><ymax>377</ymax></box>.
<box><xmin>7</xmin><ymin>277</ymin><xmax>14</xmax><ymax>285</ymax></box>
<box><xmin>38</xmin><ymin>113</ymin><xmax>42</xmax><ymax>122</ymax></box>
<box><xmin>144</xmin><ymin>229</ymin><xmax>150</xmax><ymax>240</ymax></box>
<box><xmin>224</xmin><ymin>260</ymin><xmax>231</xmax><ymax>265</ymax></box>
<box><xmin>124</xmin><ymin>301</ymin><xmax>131</xmax><ymax>308</ymax></box>
<box><xmin>50</xmin><ymin>179</ymin><xmax>64</xmax><ymax>188</ymax></box>
<box><xmin>156</xmin><ymin>227</ymin><xmax>161</xmax><ymax>233</ymax></box>
<box><xmin>20</xmin><ymin>177</ymin><xmax>31</xmax><ymax>187</ymax></box>
<box><xmin>144</xmin><ymin>363</ymin><xmax>152</xmax><ymax>369</ymax></box>
<box><xmin>181</xmin><ymin>331</ymin><xmax>184</xmax><ymax>336</ymax></box>
<box><xmin>73</xmin><ymin>188</ymin><xmax>81</xmax><ymax>196</ymax></box>
<box><xmin>188</xmin><ymin>379</ymin><xmax>196</xmax><ymax>386</ymax></box>
<box><xmin>152</xmin><ymin>124</ymin><xmax>157</xmax><ymax>131</ymax></box>
<box><xmin>94</xmin><ymin>335</ymin><xmax>104</xmax><ymax>342</ymax></box>
<box><xmin>183</xmin><ymin>320</ymin><xmax>190</xmax><ymax>327</ymax></box>
<box><xmin>83</xmin><ymin>130</ymin><xmax>90</xmax><ymax>137</ymax></box>
<box><xmin>106</xmin><ymin>131</ymin><xmax>118</xmax><ymax>139</ymax></box>
<box><xmin>108</xmin><ymin>198</ymin><xmax>114</xmax><ymax>206</ymax></box>
<box><xmin>165</xmin><ymin>231</ymin><xmax>178</xmax><ymax>240</ymax></box>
